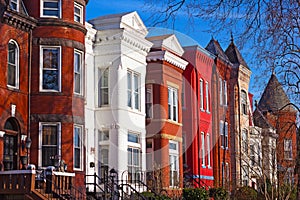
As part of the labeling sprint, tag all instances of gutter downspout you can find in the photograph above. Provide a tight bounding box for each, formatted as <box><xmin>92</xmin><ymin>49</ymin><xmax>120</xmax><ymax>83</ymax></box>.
<box><xmin>28</xmin><ymin>29</ymin><xmax>32</xmax><ymax>164</ymax></box>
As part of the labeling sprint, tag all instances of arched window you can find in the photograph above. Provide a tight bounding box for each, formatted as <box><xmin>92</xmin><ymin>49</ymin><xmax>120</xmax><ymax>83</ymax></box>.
<box><xmin>241</xmin><ymin>90</ymin><xmax>247</xmax><ymax>115</ymax></box>
<box><xmin>7</xmin><ymin>40</ymin><xmax>19</xmax><ymax>88</ymax></box>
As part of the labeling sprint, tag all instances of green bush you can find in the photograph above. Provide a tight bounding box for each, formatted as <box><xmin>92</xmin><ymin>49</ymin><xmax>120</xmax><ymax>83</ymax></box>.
<box><xmin>183</xmin><ymin>188</ymin><xmax>209</xmax><ymax>200</ymax></box>
<box><xmin>234</xmin><ymin>186</ymin><xmax>257</xmax><ymax>200</ymax></box>
<box><xmin>209</xmin><ymin>187</ymin><xmax>229</xmax><ymax>200</ymax></box>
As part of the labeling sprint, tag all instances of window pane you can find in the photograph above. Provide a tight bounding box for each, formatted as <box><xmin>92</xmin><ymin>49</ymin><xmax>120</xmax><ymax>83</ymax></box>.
<box><xmin>128</xmin><ymin>133</ymin><xmax>139</xmax><ymax>143</ymax></box>
<box><xmin>43</xmin><ymin>70</ymin><xmax>59</xmax><ymax>90</ymax></box>
<box><xmin>44</xmin><ymin>2</ymin><xmax>59</xmax><ymax>8</ymax></box>
<box><xmin>43</xmin><ymin>49</ymin><xmax>58</xmax><ymax>69</ymax></box>
<box><xmin>8</xmin><ymin>43</ymin><xmax>16</xmax><ymax>64</ymax></box>
<box><xmin>74</xmin><ymin>53</ymin><xmax>80</xmax><ymax>73</ymax></box>
<box><xmin>8</xmin><ymin>64</ymin><xmax>16</xmax><ymax>86</ymax></box>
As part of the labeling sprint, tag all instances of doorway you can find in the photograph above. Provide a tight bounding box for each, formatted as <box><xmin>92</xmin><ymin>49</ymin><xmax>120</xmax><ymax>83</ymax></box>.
<box><xmin>3</xmin><ymin>118</ymin><xmax>19</xmax><ymax>170</ymax></box>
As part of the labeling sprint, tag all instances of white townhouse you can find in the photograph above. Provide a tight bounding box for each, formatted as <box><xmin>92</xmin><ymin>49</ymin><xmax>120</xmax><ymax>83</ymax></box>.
<box><xmin>85</xmin><ymin>12</ymin><xmax>152</xmax><ymax>183</ymax></box>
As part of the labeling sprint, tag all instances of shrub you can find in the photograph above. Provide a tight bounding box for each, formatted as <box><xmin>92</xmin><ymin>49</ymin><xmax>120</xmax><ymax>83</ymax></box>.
<box><xmin>209</xmin><ymin>187</ymin><xmax>229</xmax><ymax>200</ymax></box>
<box><xmin>183</xmin><ymin>188</ymin><xmax>209</xmax><ymax>200</ymax></box>
<box><xmin>234</xmin><ymin>186</ymin><xmax>257</xmax><ymax>200</ymax></box>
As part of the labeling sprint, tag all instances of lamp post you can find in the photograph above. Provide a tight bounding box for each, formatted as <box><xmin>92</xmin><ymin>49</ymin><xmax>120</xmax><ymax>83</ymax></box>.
<box><xmin>25</xmin><ymin>136</ymin><xmax>32</xmax><ymax>164</ymax></box>
<box><xmin>110</xmin><ymin>168</ymin><xmax>118</xmax><ymax>200</ymax></box>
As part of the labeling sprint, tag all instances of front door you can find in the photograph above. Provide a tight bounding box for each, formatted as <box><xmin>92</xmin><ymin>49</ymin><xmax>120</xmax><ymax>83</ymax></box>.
<box><xmin>3</xmin><ymin>134</ymin><xmax>18</xmax><ymax>170</ymax></box>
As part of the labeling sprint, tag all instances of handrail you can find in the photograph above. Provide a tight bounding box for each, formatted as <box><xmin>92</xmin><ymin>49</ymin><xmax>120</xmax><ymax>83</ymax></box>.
<box><xmin>119</xmin><ymin>183</ymin><xmax>147</xmax><ymax>200</ymax></box>
<box><xmin>34</xmin><ymin>170</ymin><xmax>87</xmax><ymax>200</ymax></box>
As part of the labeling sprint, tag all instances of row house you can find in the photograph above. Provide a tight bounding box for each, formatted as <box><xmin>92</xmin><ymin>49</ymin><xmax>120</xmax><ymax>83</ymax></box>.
<box><xmin>0</xmin><ymin>0</ymin><xmax>88</xmax><ymax>198</ymax></box>
<box><xmin>205</xmin><ymin>38</ymin><xmax>232</xmax><ymax>189</ymax></box>
<box><xmin>85</xmin><ymin>11</ymin><xmax>152</xmax><ymax>185</ymax></box>
<box><xmin>254</xmin><ymin>74</ymin><xmax>297</xmax><ymax>186</ymax></box>
<box><xmin>182</xmin><ymin>45</ymin><xmax>215</xmax><ymax>188</ymax></box>
<box><xmin>145</xmin><ymin>34</ymin><xmax>188</xmax><ymax>195</ymax></box>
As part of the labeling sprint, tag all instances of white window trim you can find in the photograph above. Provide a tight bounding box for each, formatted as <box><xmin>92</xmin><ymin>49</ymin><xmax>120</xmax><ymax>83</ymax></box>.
<box><xmin>205</xmin><ymin>81</ymin><xmax>210</xmax><ymax>113</ymax></box>
<box><xmin>74</xmin><ymin>2</ymin><xmax>83</xmax><ymax>24</ymax></box>
<box><xmin>224</xmin><ymin>80</ymin><xmax>227</xmax><ymax>106</ymax></box>
<box><xmin>127</xmin><ymin>70</ymin><xmax>140</xmax><ymax>110</ymax></box>
<box><xmin>169</xmin><ymin>140</ymin><xmax>179</xmax><ymax>188</ymax></box>
<box><xmin>38</xmin><ymin>122</ymin><xmax>61</xmax><ymax>168</ymax></box>
<box><xmin>127</xmin><ymin>131</ymin><xmax>141</xmax><ymax>148</ymax></box>
<box><xmin>207</xmin><ymin>133</ymin><xmax>211</xmax><ymax>167</ymax></box>
<box><xmin>74</xmin><ymin>125</ymin><xmax>83</xmax><ymax>171</ymax></box>
<box><xmin>74</xmin><ymin>49</ymin><xmax>83</xmax><ymax>95</ymax></box>
<box><xmin>98</xmin><ymin>68</ymin><xmax>109</xmax><ymax>107</ymax></box>
<box><xmin>146</xmin><ymin>84</ymin><xmax>153</xmax><ymax>118</ymax></box>
<box><xmin>219</xmin><ymin>78</ymin><xmax>223</xmax><ymax>105</ymax></box>
<box><xmin>7</xmin><ymin>40</ymin><xmax>19</xmax><ymax>89</ymax></box>
<box><xmin>10</xmin><ymin>0</ymin><xmax>19</xmax><ymax>11</ymax></box>
<box><xmin>40</xmin><ymin>0</ymin><xmax>61</xmax><ymax>18</ymax></box>
<box><xmin>201</xmin><ymin>132</ymin><xmax>205</xmax><ymax>167</ymax></box>
<box><xmin>39</xmin><ymin>45</ymin><xmax>62</xmax><ymax>92</ymax></box>
<box><xmin>199</xmin><ymin>79</ymin><xmax>204</xmax><ymax>111</ymax></box>
<box><xmin>168</xmin><ymin>86</ymin><xmax>178</xmax><ymax>122</ymax></box>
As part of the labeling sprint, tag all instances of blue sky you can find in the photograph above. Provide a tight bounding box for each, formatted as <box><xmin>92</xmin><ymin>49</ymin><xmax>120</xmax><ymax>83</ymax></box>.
<box><xmin>86</xmin><ymin>0</ymin><xmax>266</xmax><ymax>101</ymax></box>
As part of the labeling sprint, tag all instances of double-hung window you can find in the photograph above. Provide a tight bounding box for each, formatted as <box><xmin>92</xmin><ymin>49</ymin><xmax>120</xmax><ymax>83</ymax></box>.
<box><xmin>40</xmin><ymin>46</ymin><xmax>61</xmax><ymax>92</ymax></box>
<box><xmin>128</xmin><ymin>132</ymin><xmax>141</xmax><ymax>182</ymax></box>
<box><xmin>74</xmin><ymin>3</ymin><xmax>83</xmax><ymax>23</ymax></box>
<box><xmin>219</xmin><ymin>78</ymin><xmax>223</xmax><ymax>105</ymax></box>
<box><xmin>146</xmin><ymin>85</ymin><xmax>153</xmax><ymax>118</ymax></box>
<box><xmin>224</xmin><ymin>80</ymin><xmax>227</xmax><ymax>105</ymax></box>
<box><xmin>201</xmin><ymin>132</ymin><xmax>205</xmax><ymax>166</ymax></box>
<box><xmin>250</xmin><ymin>144</ymin><xmax>255</xmax><ymax>166</ymax></box>
<box><xmin>74</xmin><ymin>50</ymin><xmax>82</xmax><ymax>94</ymax></box>
<box><xmin>99</xmin><ymin>130</ymin><xmax>109</xmax><ymax>177</ymax></box>
<box><xmin>241</xmin><ymin>90</ymin><xmax>247</xmax><ymax>115</ymax></box>
<box><xmin>41</xmin><ymin>0</ymin><xmax>60</xmax><ymax>18</ymax></box>
<box><xmin>284</xmin><ymin>139</ymin><xmax>293</xmax><ymax>160</ymax></box>
<box><xmin>39</xmin><ymin>122</ymin><xmax>61</xmax><ymax>167</ymax></box>
<box><xmin>7</xmin><ymin>41</ymin><xmax>19</xmax><ymax>88</ymax></box>
<box><xmin>168</xmin><ymin>86</ymin><xmax>178</xmax><ymax>122</ymax></box>
<box><xmin>199</xmin><ymin>79</ymin><xmax>204</xmax><ymax>110</ymax></box>
<box><xmin>10</xmin><ymin>0</ymin><xmax>18</xmax><ymax>11</ymax></box>
<box><xmin>220</xmin><ymin>121</ymin><xmax>228</xmax><ymax>149</ymax></box>
<box><xmin>99</xmin><ymin>68</ymin><xmax>109</xmax><ymax>106</ymax></box>
<box><xmin>127</xmin><ymin>71</ymin><xmax>140</xmax><ymax>110</ymax></box>
<box><xmin>74</xmin><ymin>125</ymin><xmax>83</xmax><ymax>170</ymax></box>
<box><xmin>205</xmin><ymin>81</ymin><xmax>210</xmax><ymax>113</ymax></box>
<box><xmin>169</xmin><ymin>140</ymin><xmax>179</xmax><ymax>187</ymax></box>
<box><xmin>207</xmin><ymin>133</ymin><xmax>211</xmax><ymax>167</ymax></box>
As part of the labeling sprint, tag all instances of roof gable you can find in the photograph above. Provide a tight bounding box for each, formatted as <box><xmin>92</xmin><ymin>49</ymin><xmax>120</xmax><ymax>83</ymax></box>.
<box><xmin>88</xmin><ymin>11</ymin><xmax>148</xmax><ymax>37</ymax></box>
<box><xmin>147</xmin><ymin>34</ymin><xmax>184</xmax><ymax>56</ymax></box>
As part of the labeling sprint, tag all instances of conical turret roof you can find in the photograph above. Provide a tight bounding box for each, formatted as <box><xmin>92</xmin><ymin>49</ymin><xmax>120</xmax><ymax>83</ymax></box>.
<box><xmin>257</xmin><ymin>74</ymin><xmax>293</xmax><ymax>112</ymax></box>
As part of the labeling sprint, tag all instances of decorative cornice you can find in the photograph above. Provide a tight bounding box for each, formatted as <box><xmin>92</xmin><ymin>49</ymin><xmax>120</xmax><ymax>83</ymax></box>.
<box><xmin>147</xmin><ymin>50</ymin><xmax>188</xmax><ymax>70</ymax></box>
<box><xmin>2</xmin><ymin>10</ymin><xmax>36</xmax><ymax>32</ymax></box>
<box><xmin>151</xmin><ymin>133</ymin><xmax>182</xmax><ymax>142</ymax></box>
<box><xmin>94</xmin><ymin>29</ymin><xmax>152</xmax><ymax>53</ymax></box>
<box><xmin>37</xmin><ymin>18</ymin><xmax>87</xmax><ymax>34</ymax></box>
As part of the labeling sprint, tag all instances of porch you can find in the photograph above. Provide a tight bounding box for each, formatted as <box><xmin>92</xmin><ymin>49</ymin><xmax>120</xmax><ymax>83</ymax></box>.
<box><xmin>0</xmin><ymin>169</ymin><xmax>86</xmax><ymax>200</ymax></box>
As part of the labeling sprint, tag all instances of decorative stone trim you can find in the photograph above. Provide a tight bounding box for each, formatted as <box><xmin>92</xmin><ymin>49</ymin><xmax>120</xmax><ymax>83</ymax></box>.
<box><xmin>152</xmin><ymin>133</ymin><xmax>182</xmax><ymax>142</ymax></box>
<box><xmin>31</xmin><ymin>114</ymin><xmax>84</xmax><ymax>124</ymax></box>
<box><xmin>147</xmin><ymin>50</ymin><xmax>188</xmax><ymax>70</ymax></box>
<box><xmin>38</xmin><ymin>18</ymin><xmax>87</xmax><ymax>34</ymax></box>
<box><xmin>2</xmin><ymin>10</ymin><xmax>37</xmax><ymax>32</ymax></box>
<box><xmin>33</xmin><ymin>38</ymin><xmax>85</xmax><ymax>51</ymax></box>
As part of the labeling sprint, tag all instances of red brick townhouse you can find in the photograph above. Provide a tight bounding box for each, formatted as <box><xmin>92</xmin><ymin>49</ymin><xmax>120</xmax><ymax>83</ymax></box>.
<box><xmin>182</xmin><ymin>45</ymin><xmax>215</xmax><ymax>188</ymax></box>
<box><xmin>0</xmin><ymin>0</ymin><xmax>36</xmax><ymax>171</ymax></box>
<box><xmin>255</xmin><ymin>74</ymin><xmax>298</xmax><ymax>187</ymax></box>
<box><xmin>206</xmin><ymin>38</ymin><xmax>232</xmax><ymax>189</ymax></box>
<box><xmin>23</xmin><ymin>0</ymin><xmax>88</xmax><ymax>189</ymax></box>
<box><xmin>145</xmin><ymin>34</ymin><xmax>188</xmax><ymax>196</ymax></box>
<box><xmin>0</xmin><ymin>1</ymin><xmax>88</xmax><ymax>198</ymax></box>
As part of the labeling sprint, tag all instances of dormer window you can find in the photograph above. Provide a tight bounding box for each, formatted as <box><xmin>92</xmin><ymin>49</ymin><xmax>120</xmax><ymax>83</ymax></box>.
<box><xmin>10</xmin><ymin>0</ymin><xmax>18</xmax><ymax>11</ymax></box>
<box><xmin>41</xmin><ymin>0</ymin><xmax>61</xmax><ymax>18</ymax></box>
